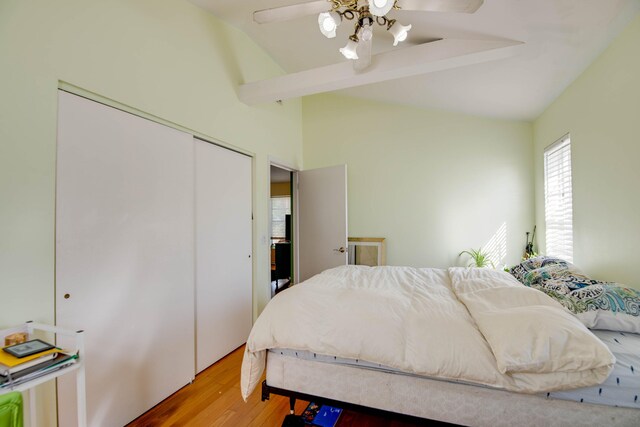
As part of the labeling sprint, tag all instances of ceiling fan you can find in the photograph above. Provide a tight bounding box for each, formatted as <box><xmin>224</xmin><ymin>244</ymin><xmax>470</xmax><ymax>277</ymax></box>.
<box><xmin>253</xmin><ymin>0</ymin><xmax>485</xmax><ymax>70</ymax></box>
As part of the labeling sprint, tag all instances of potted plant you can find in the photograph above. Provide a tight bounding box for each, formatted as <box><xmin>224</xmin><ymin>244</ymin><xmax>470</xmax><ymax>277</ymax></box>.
<box><xmin>459</xmin><ymin>248</ymin><xmax>495</xmax><ymax>268</ymax></box>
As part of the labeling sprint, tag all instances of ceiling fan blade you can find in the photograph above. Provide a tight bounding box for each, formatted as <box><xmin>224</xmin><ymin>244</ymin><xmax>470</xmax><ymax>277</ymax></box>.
<box><xmin>254</xmin><ymin>1</ymin><xmax>331</xmax><ymax>24</ymax></box>
<box><xmin>396</xmin><ymin>0</ymin><xmax>484</xmax><ymax>14</ymax></box>
<box><xmin>353</xmin><ymin>36</ymin><xmax>372</xmax><ymax>72</ymax></box>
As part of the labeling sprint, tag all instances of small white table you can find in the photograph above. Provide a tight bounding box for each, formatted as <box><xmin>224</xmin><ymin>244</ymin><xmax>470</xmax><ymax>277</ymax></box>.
<box><xmin>0</xmin><ymin>322</ymin><xmax>86</xmax><ymax>427</ymax></box>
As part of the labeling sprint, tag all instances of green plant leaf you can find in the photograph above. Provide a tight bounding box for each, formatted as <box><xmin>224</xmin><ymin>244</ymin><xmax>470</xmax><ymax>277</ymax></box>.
<box><xmin>459</xmin><ymin>247</ymin><xmax>495</xmax><ymax>268</ymax></box>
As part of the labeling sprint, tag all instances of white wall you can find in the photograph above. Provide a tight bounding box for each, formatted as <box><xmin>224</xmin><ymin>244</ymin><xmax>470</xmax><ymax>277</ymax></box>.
<box><xmin>533</xmin><ymin>14</ymin><xmax>640</xmax><ymax>288</ymax></box>
<box><xmin>303</xmin><ymin>95</ymin><xmax>534</xmax><ymax>269</ymax></box>
<box><xmin>0</xmin><ymin>1</ymin><xmax>302</xmax><ymax>424</ymax></box>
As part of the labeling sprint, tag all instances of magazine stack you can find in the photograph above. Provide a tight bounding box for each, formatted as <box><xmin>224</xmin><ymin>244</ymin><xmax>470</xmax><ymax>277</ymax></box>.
<box><xmin>0</xmin><ymin>339</ymin><xmax>77</xmax><ymax>389</ymax></box>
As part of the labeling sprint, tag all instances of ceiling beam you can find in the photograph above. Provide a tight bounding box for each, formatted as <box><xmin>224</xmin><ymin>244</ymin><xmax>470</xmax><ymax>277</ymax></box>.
<box><xmin>238</xmin><ymin>38</ymin><xmax>523</xmax><ymax>105</ymax></box>
<box><xmin>253</xmin><ymin>0</ymin><xmax>330</xmax><ymax>24</ymax></box>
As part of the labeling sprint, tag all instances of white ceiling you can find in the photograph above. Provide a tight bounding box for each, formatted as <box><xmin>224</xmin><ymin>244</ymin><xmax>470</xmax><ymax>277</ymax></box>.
<box><xmin>191</xmin><ymin>0</ymin><xmax>640</xmax><ymax>121</ymax></box>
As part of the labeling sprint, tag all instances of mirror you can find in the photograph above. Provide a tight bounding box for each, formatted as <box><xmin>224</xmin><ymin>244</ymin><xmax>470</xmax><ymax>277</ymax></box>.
<box><xmin>348</xmin><ymin>237</ymin><xmax>386</xmax><ymax>266</ymax></box>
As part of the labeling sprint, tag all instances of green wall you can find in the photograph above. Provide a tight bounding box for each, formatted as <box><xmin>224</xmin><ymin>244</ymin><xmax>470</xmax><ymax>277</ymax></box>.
<box><xmin>0</xmin><ymin>1</ymin><xmax>302</xmax><ymax>424</ymax></box>
<box><xmin>0</xmin><ymin>0</ymin><xmax>303</xmax><ymax>326</ymax></box>
<box><xmin>303</xmin><ymin>95</ymin><xmax>534</xmax><ymax>269</ymax></box>
<box><xmin>2</xmin><ymin>0</ymin><xmax>638</xmax><ymax>423</ymax></box>
<box><xmin>533</xmin><ymin>14</ymin><xmax>640</xmax><ymax>288</ymax></box>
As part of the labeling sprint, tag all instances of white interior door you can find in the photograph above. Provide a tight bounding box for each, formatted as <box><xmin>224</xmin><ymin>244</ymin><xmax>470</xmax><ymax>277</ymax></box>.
<box><xmin>195</xmin><ymin>140</ymin><xmax>252</xmax><ymax>373</ymax></box>
<box><xmin>55</xmin><ymin>92</ymin><xmax>195</xmax><ymax>427</ymax></box>
<box><xmin>297</xmin><ymin>165</ymin><xmax>348</xmax><ymax>282</ymax></box>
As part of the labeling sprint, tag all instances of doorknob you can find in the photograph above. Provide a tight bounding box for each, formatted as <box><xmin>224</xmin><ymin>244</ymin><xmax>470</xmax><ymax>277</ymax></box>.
<box><xmin>333</xmin><ymin>247</ymin><xmax>347</xmax><ymax>254</ymax></box>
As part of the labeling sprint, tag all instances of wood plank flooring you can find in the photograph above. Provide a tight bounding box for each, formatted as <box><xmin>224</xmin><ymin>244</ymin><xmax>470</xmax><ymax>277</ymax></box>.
<box><xmin>127</xmin><ymin>346</ymin><xmax>426</xmax><ymax>426</ymax></box>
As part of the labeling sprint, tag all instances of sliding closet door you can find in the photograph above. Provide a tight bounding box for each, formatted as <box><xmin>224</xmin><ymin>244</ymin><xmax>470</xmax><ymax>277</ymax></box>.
<box><xmin>56</xmin><ymin>92</ymin><xmax>195</xmax><ymax>427</ymax></box>
<box><xmin>195</xmin><ymin>139</ymin><xmax>252</xmax><ymax>373</ymax></box>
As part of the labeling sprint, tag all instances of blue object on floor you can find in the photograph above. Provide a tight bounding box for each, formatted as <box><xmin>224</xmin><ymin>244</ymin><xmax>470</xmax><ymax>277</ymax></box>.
<box><xmin>312</xmin><ymin>406</ymin><xmax>342</xmax><ymax>427</ymax></box>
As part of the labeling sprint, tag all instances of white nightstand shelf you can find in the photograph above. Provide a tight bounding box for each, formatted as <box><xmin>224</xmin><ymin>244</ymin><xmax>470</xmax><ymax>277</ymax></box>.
<box><xmin>0</xmin><ymin>322</ymin><xmax>86</xmax><ymax>427</ymax></box>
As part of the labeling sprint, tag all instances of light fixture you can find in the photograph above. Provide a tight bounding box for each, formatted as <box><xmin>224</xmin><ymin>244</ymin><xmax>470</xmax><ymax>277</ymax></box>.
<box><xmin>315</xmin><ymin>0</ymin><xmax>412</xmax><ymax>62</ymax></box>
<box><xmin>339</xmin><ymin>36</ymin><xmax>359</xmax><ymax>60</ymax></box>
<box><xmin>360</xmin><ymin>20</ymin><xmax>373</xmax><ymax>42</ymax></box>
<box><xmin>367</xmin><ymin>0</ymin><xmax>394</xmax><ymax>17</ymax></box>
<box><xmin>318</xmin><ymin>11</ymin><xmax>342</xmax><ymax>38</ymax></box>
<box><xmin>388</xmin><ymin>20</ymin><xmax>412</xmax><ymax>46</ymax></box>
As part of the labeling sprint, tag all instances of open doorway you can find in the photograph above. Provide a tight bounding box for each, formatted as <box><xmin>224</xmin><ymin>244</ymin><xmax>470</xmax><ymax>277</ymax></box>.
<box><xmin>269</xmin><ymin>163</ymin><xmax>349</xmax><ymax>294</ymax></box>
<box><xmin>270</xmin><ymin>164</ymin><xmax>294</xmax><ymax>297</ymax></box>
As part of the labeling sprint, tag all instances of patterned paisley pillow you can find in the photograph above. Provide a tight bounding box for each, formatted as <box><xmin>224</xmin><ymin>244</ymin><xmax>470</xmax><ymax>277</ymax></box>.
<box><xmin>536</xmin><ymin>279</ymin><xmax>571</xmax><ymax>295</ymax></box>
<box><xmin>510</xmin><ymin>256</ymin><xmax>571</xmax><ymax>282</ymax></box>
<box><xmin>522</xmin><ymin>265</ymin><xmax>601</xmax><ymax>290</ymax></box>
<box><xmin>570</xmin><ymin>284</ymin><xmax>640</xmax><ymax>334</ymax></box>
<box><xmin>511</xmin><ymin>257</ymin><xmax>640</xmax><ymax>333</ymax></box>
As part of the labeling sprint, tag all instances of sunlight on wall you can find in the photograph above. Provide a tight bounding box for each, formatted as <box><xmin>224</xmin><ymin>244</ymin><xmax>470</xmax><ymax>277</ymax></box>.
<box><xmin>483</xmin><ymin>222</ymin><xmax>508</xmax><ymax>268</ymax></box>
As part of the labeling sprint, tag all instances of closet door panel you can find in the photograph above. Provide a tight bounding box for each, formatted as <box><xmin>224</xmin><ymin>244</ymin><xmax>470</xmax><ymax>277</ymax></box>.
<box><xmin>56</xmin><ymin>92</ymin><xmax>195</xmax><ymax>427</ymax></box>
<box><xmin>195</xmin><ymin>140</ymin><xmax>252</xmax><ymax>373</ymax></box>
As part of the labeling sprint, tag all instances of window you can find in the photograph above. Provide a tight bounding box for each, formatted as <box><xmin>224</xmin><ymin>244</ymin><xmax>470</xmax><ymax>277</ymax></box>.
<box><xmin>544</xmin><ymin>134</ymin><xmax>573</xmax><ymax>262</ymax></box>
<box><xmin>271</xmin><ymin>196</ymin><xmax>291</xmax><ymax>239</ymax></box>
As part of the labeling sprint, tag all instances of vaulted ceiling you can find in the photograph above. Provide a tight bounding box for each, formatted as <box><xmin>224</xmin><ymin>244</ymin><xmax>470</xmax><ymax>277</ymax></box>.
<box><xmin>190</xmin><ymin>0</ymin><xmax>640</xmax><ymax>120</ymax></box>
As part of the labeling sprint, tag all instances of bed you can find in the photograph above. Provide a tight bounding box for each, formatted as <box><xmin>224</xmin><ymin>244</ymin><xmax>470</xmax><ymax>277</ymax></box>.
<box><xmin>241</xmin><ymin>263</ymin><xmax>640</xmax><ymax>426</ymax></box>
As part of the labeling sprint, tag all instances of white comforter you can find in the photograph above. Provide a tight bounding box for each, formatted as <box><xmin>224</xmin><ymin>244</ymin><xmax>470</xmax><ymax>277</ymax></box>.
<box><xmin>241</xmin><ymin>266</ymin><xmax>614</xmax><ymax>400</ymax></box>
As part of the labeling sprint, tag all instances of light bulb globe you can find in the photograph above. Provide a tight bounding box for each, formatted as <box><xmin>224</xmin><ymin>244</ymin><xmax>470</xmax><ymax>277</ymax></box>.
<box><xmin>323</xmin><ymin>20</ymin><xmax>336</xmax><ymax>32</ymax></box>
<box><xmin>368</xmin><ymin>0</ymin><xmax>394</xmax><ymax>17</ymax></box>
<box><xmin>360</xmin><ymin>22</ymin><xmax>373</xmax><ymax>42</ymax></box>
<box><xmin>318</xmin><ymin>11</ymin><xmax>341</xmax><ymax>38</ymax></box>
<box><xmin>339</xmin><ymin>39</ymin><xmax>359</xmax><ymax>60</ymax></box>
<box><xmin>389</xmin><ymin>22</ymin><xmax>412</xmax><ymax>46</ymax></box>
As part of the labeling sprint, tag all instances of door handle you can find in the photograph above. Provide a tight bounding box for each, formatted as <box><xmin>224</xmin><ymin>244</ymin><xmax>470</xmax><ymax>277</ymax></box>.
<box><xmin>333</xmin><ymin>247</ymin><xmax>347</xmax><ymax>254</ymax></box>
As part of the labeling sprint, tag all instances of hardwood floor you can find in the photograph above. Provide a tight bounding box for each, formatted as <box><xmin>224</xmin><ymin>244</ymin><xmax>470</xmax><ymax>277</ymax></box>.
<box><xmin>127</xmin><ymin>346</ymin><xmax>427</xmax><ymax>426</ymax></box>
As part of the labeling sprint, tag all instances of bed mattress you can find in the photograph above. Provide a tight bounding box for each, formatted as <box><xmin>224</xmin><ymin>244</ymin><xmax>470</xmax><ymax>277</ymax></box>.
<box><xmin>271</xmin><ymin>329</ymin><xmax>640</xmax><ymax>409</ymax></box>
<box><xmin>265</xmin><ymin>350</ymin><xmax>640</xmax><ymax>427</ymax></box>
<box><xmin>547</xmin><ymin>330</ymin><xmax>640</xmax><ymax>408</ymax></box>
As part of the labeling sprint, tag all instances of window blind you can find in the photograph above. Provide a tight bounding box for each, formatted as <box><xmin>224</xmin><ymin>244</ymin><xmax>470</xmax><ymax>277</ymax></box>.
<box><xmin>271</xmin><ymin>196</ymin><xmax>291</xmax><ymax>239</ymax></box>
<box><xmin>544</xmin><ymin>135</ymin><xmax>573</xmax><ymax>262</ymax></box>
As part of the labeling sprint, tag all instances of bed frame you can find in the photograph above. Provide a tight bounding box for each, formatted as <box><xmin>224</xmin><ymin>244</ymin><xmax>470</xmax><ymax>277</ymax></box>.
<box><xmin>261</xmin><ymin>380</ymin><xmax>456</xmax><ymax>426</ymax></box>
<box><xmin>262</xmin><ymin>351</ymin><xmax>640</xmax><ymax>427</ymax></box>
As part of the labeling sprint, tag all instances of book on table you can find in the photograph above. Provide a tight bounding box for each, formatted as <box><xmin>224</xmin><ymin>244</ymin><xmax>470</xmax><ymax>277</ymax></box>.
<box><xmin>0</xmin><ymin>352</ymin><xmax>78</xmax><ymax>387</ymax></box>
<box><xmin>3</xmin><ymin>338</ymin><xmax>56</xmax><ymax>358</ymax></box>
<box><xmin>0</xmin><ymin>347</ymin><xmax>62</xmax><ymax>375</ymax></box>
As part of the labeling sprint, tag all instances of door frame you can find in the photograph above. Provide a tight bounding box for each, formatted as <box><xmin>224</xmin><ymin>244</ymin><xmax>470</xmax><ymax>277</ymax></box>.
<box><xmin>268</xmin><ymin>158</ymin><xmax>300</xmax><ymax>291</ymax></box>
